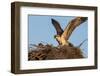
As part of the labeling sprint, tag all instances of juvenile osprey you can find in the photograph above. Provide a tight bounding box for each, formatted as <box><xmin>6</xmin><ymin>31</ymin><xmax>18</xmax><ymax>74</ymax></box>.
<box><xmin>51</xmin><ymin>17</ymin><xmax>87</xmax><ymax>46</ymax></box>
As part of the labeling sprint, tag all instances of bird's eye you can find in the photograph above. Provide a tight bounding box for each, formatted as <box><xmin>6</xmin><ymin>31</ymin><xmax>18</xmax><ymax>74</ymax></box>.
<box><xmin>54</xmin><ymin>35</ymin><xmax>56</xmax><ymax>39</ymax></box>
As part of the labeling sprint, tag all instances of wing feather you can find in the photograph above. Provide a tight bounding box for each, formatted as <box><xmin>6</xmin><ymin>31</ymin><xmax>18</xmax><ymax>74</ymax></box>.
<box><xmin>51</xmin><ymin>19</ymin><xmax>63</xmax><ymax>36</ymax></box>
<box><xmin>62</xmin><ymin>17</ymin><xmax>87</xmax><ymax>40</ymax></box>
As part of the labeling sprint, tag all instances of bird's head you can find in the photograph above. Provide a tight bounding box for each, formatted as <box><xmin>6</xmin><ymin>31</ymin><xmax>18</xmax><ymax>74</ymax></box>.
<box><xmin>54</xmin><ymin>35</ymin><xmax>60</xmax><ymax>39</ymax></box>
<box><xmin>54</xmin><ymin>35</ymin><xmax>62</xmax><ymax>45</ymax></box>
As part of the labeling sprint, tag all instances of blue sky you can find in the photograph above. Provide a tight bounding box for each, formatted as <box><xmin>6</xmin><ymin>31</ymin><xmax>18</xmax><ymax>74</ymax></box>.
<box><xmin>28</xmin><ymin>15</ymin><xmax>88</xmax><ymax>57</ymax></box>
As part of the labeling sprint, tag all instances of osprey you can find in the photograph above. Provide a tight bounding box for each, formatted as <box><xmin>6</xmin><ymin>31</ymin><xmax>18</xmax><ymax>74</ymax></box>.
<box><xmin>51</xmin><ymin>17</ymin><xmax>87</xmax><ymax>46</ymax></box>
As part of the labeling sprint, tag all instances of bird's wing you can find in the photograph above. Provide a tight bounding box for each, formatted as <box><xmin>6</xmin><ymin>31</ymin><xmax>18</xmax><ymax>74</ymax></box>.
<box><xmin>62</xmin><ymin>17</ymin><xmax>87</xmax><ymax>40</ymax></box>
<box><xmin>51</xmin><ymin>19</ymin><xmax>63</xmax><ymax>36</ymax></box>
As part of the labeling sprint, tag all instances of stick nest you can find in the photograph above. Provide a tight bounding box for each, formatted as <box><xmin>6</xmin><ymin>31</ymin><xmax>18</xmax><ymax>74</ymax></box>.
<box><xmin>28</xmin><ymin>43</ymin><xmax>84</xmax><ymax>60</ymax></box>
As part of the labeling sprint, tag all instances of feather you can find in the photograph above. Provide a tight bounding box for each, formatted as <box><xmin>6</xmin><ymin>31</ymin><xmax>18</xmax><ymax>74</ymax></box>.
<box><xmin>51</xmin><ymin>19</ymin><xmax>63</xmax><ymax>36</ymax></box>
<box><xmin>62</xmin><ymin>17</ymin><xmax>87</xmax><ymax>40</ymax></box>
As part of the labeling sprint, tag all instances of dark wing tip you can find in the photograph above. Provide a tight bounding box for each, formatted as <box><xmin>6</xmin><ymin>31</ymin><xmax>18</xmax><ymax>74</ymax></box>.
<box><xmin>51</xmin><ymin>18</ymin><xmax>56</xmax><ymax>24</ymax></box>
<box><xmin>81</xmin><ymin>17</ymin><xmax>88</xmax><ymax>22</ymax></box>
<box><xmin>51</xmin><ymin>18</ymin><xmax>63</xmax><ymax>35</ymax></box>
<box><xmin>51</xmin><ymin>18</ymin><xmax>55</xmax><ymax>21</ymax></box>
<box><xmin>51</xmin><ymin>18</ymin><xmax>54</xmax><ymax>21</ymax></box>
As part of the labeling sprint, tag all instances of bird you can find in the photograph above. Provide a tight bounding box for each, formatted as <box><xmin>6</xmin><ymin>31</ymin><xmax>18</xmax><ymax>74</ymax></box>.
<box><xmin>51</xmin><ymin>17</ymin><xmax>87</xmax><ymax>46</ymax></box>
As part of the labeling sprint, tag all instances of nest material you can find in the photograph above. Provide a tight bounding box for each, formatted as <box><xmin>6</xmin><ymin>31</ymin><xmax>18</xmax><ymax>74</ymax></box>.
<box><xmin>28</xmin><ymin>43</ymin><xmax>84</xmax><ymax>60</ymax></box>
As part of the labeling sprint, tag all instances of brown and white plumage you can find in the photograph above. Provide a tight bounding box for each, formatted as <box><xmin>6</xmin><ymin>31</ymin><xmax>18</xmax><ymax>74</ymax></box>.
<box><xmin>51</xmin><ymin>19</ymin><xmax>63</xmax><ymax>36</ymax></box>
<box><xmin>51</xmin><ymin>17</ymin><xmax>87</xmax><ymax>46</ymax></box>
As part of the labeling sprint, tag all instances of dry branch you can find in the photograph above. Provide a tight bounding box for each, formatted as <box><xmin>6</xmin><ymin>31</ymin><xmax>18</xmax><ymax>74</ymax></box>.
<box><xmin>28</xmin><ymin>43</ymin><xmax>84</xmax><ymax>60</ymax></box>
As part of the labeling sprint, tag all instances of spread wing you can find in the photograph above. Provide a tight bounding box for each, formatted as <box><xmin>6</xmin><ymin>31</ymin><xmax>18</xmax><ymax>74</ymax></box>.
<box><xmin>62</xmin><ymin>17</ymin><xmax>87</xmax><ymax>40</ymax></box>
<box><xmin>51</xmin><ymin>19</ymin><xmax>63</xmax><ymax>36</ymax></box>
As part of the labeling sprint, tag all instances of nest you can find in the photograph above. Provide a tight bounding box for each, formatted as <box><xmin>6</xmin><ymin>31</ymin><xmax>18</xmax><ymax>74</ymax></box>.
<box><xmin>28</xmin><ymin>43</ymin><xmax>84</xmax><ymax>60</ymax></box>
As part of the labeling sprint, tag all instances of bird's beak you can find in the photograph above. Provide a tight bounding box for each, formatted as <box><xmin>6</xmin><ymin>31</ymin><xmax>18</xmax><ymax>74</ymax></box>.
<box><xmin>54</xmin><ymin>35</ymin><xmax>56</xmax><ymax>39</ymax></box>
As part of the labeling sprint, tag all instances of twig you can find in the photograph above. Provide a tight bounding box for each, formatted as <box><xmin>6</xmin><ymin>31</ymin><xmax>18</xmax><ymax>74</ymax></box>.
<box><xmin>78</xmin><ymin>39</ymin><xmax>88</xmax><ymax>48</ymax></box>
<box><xmin>41</xmin><ymin>41</ymin><xmax>48</xmax><ymax>44</ymax></box>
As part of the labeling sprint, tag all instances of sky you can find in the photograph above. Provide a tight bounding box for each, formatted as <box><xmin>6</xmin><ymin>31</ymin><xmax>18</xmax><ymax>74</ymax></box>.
<box><xmin>28</xmin><ymin>15</ymin><xmax>88</xmax><ymax>57</ymax></box>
